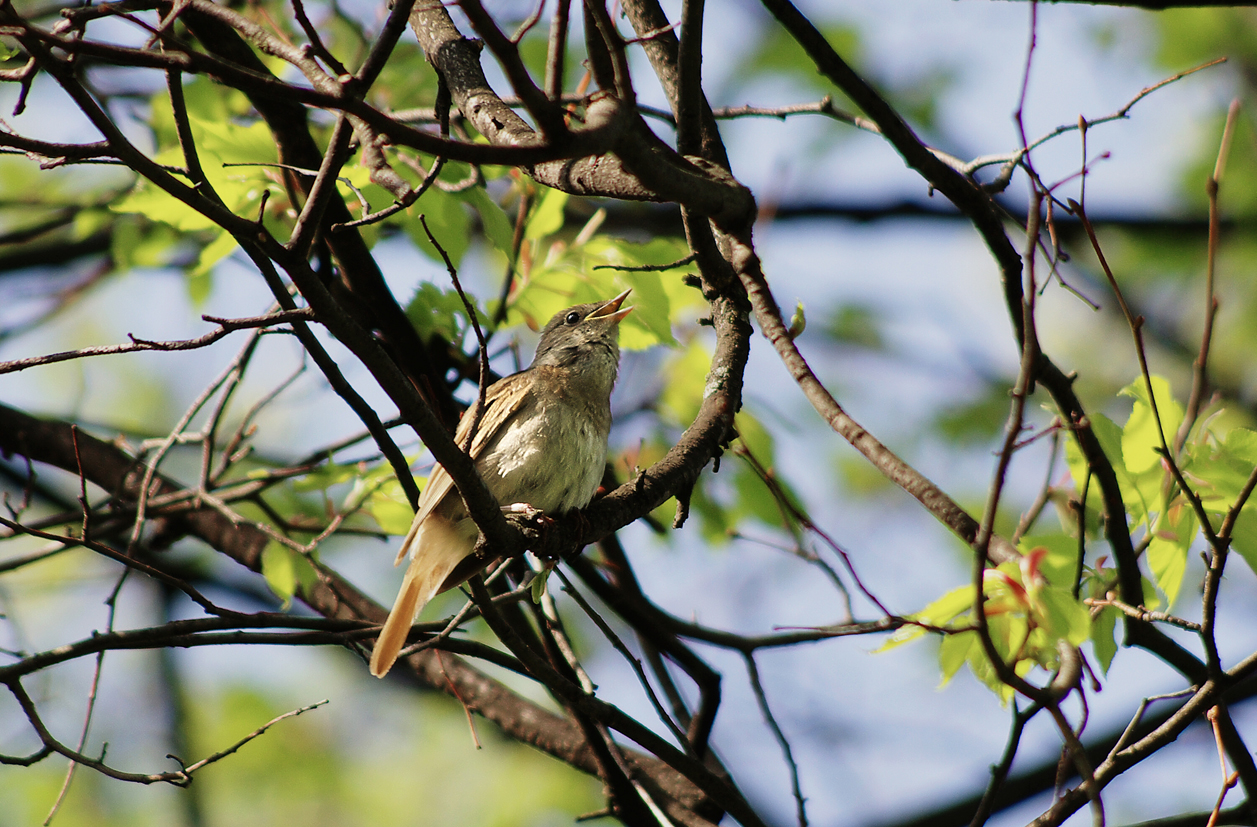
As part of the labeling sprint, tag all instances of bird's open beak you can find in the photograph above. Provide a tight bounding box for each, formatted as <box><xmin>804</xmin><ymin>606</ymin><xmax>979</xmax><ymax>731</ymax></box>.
<box><xmin>587</xmin><ymin>289</ymin><xmax>633</xmax><ymax>323</ymax></box>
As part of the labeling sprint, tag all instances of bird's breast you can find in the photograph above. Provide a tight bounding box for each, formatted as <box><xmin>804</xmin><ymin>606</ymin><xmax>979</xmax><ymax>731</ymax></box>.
<box><xmin>480</xmin><ymin>398</ymin><xmax>610</xmax><ymax>514</ymax></box>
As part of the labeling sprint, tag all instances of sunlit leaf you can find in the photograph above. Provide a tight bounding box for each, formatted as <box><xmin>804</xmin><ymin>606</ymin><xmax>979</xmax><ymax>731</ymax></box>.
<box><xmin>402</xmin><ymin>184</ymin><xmax>472</xmax><ymax>264</ymax></box>
<box><xmin>1017</xmin><ymin>533</ymin><xmax>1080</xmax><ymax>589</ymax></box>
<box><xmin>938</xmin><ymin>631</ymin><xmax>974</xmax><ymax>685</ymax></box>
<box><xmin>1090</xmin><ymin>603</ymin><xmax>1119</xmax><ymax>675</ymax></box>
<box><xmin>525</xmin><ymin>186</ymin><xmax>568</xmax><ymax>240</ymax></box>
<box><xmin>370</xmin><ymin>477</ymin><xmax>418</xmax><ymax>536</ymax></box>
<box><xmin>1038</xmin><ymin>586</ymin><xmax>1092</xmax><ymax>646</ymax></box>
<box><xmin>1120</xmin><ymin>375</ymin><xmax>1184</xmax><ymax>474</ymax></box>
<box><xmin>262</xmin><ymin>541</ymin><xmax>297</xmax><ymax>608</ymax></box>
<box><xmin>659</xmin><ymin>341</ymin><xmax>712</xmax><ymax>425</ymax></box>
<box><xmin>1224</xmin><ymin>428</ymin><xmax>1257</xmax><ymax>465</ymax></box>
<box><xmin>1146</xmin><ymin>502</ymin><xmax>1197</xmax><ymax>606</ymax></box>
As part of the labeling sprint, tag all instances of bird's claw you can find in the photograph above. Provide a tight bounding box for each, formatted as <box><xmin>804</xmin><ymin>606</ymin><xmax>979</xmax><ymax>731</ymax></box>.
<box><xmin>502</xmin><ymin>503</ymin><xmax>558</xmax><ymax>557</ymax></box>
<box><xmin>503</xmin><ymin>502</ymin><xmax>552</xmax><ymax>524</ymax></box>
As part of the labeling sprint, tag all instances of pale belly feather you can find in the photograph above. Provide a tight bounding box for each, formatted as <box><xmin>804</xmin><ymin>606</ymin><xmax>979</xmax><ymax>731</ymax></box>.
<box><xmin>481</xmin><ymin>402</ymin><xmax>608</xmax><ymax>514</ymax></box>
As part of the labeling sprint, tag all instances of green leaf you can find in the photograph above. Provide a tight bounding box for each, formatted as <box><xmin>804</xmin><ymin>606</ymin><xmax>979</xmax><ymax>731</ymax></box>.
<box><xmin>1090</xmin><ymin>604</ymin><xmax>1119</xmax><ymax>675</ymax></box>
<box><xmin>967</xmin><ymin>617</ymin><xmax>1017</xmax><ymax>704</ymax></box>
<box><xmin>690</xmin><ymin>474</ymin><xmax>736</xmax><ymax>545</ymax></box>
<box><xmin>1016</xmin><ymin>533</ymin><xmax>1080</xmax><ymax>589</ymax></box>
<box><xmin>261</xmin><ymin>541</ymin><xmax>297</xmax><ymax>608</ymax></box>
<box><xmin>109</xmin><ymin>217</ymin><xmax>182</xmax><ymax>271</ymax></box>
<box><xmin>401</xmin><ymin>184</ymin><xmax>471</xmax><ymax>265</ymax></box>
<box><xmin>1224</xmin><ymin>428</ymin><xmax>1257</xmax><ymax>465</ymax></box>
<box><xmin>530</xmin><ymin>568</ymin><xmax>551</xmax><ymax>603</ymax></box>
<box><xmin>786</xmin><ymin>301</ymin><xmax>806</xmax><ymax>339</ymax></box>
<box><xmin>659</xmin><ymin>341</ymin><xmax>712</xmax><ymax>425</ymax></box>
<box><xmin>1229</xmin><ymin>504</ymin><xmax>1257</xmax><ymax>577</ymax></box>
<box><xmin>834</xmin><ymin>454</ymin><xmax>896</xmax><ymax>496</ymax></box>
<box><xmin>112</xmin><ymin>177</ymin><xmax>218</xmax><ymax>232</ymax></box>
<box><xmin>1146</xmin><ymin>536</ymin><xmax>1187</xmax><ymax>607</ymax></box>
<box><xmin>463</xmin><ymin>186</ymin><xmax>516</xmax><ymax>254</ymax></box>
<box><xmin>187</xmin><ymin>230</ymin><xmax>239</xmax><ymax>304</ymax></box>
<box><xmin>742</xmin><ymin>23</ymin><xmax>863</xmax><ymax>93</ymax></box>
<box><xmin>1119</xmin><ymin>375</ymin><xmax>1184</xmax><ymax>474</ymax></box>
<box><xmin>1146</xmin><ymin>504</ymin><xmax>1197</xmax><ymax>606</ymax></box>
<box><xmin>369</xmin><ymin>40</ymin><xmax>438</xmax><ymax>111</ymax></box>
<box><xmin>291</xmin><ymin>462</ymin><xmax>362</xmax><ymax>493</ymax></box>
<box><xmin>525</xmin><ymin>186</ymin><xmax>568</xmax><ymax>239</ymax></box>
<box><xmin>938</xmin><ymin>631</ymin><xmax>975</xmax><ymax>685</ymax></box>
<box><xmin>916</xmin><ymin>583</ymin><xmax>978</xmax><ymax>627</ymax></box>
<box><xmin>1038</xmin><ymin>586</ymin><xmax>1092</xmax><ymax>646</ymax></box>
<box><xmin>824</xmin><ymin>303</ymin><xmax>884</xmax><ymax>349</ymax></box>
<box><xmin>1065</xmin><ymin>411</ymin><xmax>1118</xmax><ymax>490</ymax></box>
<box><xmin>406</xmin><ymin>282</ymin><xmax>487</xmax><ymax>344</ymax></box>
<box><xmin>934</xmin><ymin>385</ymin><xmax>1013</xmax><ymax>444</ymax></box>
<box><xmin>874</xmin><ymin>622</ymin><xmax>927</xmax><ymax>652</ymax></box>
<box><xmin>111</xmin><ymin>110</ymin><xmax>282</xmax><ymax>284</ymax></box>
<box><xmin>986</xmin><ymin>607</ymin><xmax>1029</xmax><ymax>666</ymax></box>
<box><xmin>873</xmin><ymin>583</ymin><xmax>976</xmax><ymax>658</ymax></box>
<box><xmin>370</xmin><ymin>477</ymin><xmax>418</xmax><ymax>536</ymax></box>
<box><xmin>506</xmin><ymin>234</ymin><xmax>695</xmax><ymax>351</ymax></box>
<box><xmin>1068</xmin><ymin>411</ymin><xmax>1156</xmax><ymax>525</ymax></box>
<box><xmin>150</xmin><ymin>76</ymin><xmax>238</xmax><ymax>146</ymax></box>
<box><xmin>732</xmin><ymin>461</ymin><xmax>786</xmax><ymax>530</ymax></box>
<box><xmin>72</xmin><ymin>207</ymin><xmax>113</xmax><ymax>240</ymax></box>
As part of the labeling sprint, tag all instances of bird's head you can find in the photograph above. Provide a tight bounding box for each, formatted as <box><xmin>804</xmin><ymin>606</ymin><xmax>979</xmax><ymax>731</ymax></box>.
<box><xmin>531</xmin><ymin>290</ymin><xmax>633</xmax><ymax>371</ymax></box>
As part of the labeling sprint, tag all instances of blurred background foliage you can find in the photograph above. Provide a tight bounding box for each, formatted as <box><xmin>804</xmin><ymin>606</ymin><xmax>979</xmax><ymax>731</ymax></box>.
<box><xmin>2</xmin><ymin>0</ymin><xmax>1257</xmax><ymax>825</ymax></box>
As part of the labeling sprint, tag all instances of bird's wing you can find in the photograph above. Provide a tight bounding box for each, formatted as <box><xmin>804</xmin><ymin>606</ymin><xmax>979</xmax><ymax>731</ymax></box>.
<box><xmin>372</xmin><ymin>376</ymin><xmax>536</xmax><ymax>678</ymax></box>
<box><xmin>394</xmin><ymin>373</ymin><xmax>534</xmax><ymax>566</ymax></box>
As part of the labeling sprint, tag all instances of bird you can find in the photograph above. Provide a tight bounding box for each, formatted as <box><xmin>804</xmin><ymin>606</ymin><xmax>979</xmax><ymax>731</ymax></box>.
<box><xmin>369</xmin><ymin>290</ymin><xmax>633</xmax><ymax>677</ymax></box>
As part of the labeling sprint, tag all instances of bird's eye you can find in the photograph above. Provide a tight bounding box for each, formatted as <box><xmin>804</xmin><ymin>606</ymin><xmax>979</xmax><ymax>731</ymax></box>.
<box><xmin>565</xmin><ymin>311</ymin><xmax>581</xmax><ymax>325</ymax></box>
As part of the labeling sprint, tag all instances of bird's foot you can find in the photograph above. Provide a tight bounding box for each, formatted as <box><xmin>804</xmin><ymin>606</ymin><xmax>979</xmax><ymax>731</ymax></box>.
<box><xmin>503</xmin><ymin>503</ymin><xmax>554</xmax><ymax>552</ymax></box>
<box><xmin>503</xmin><ymin>502</ymin><xmax>549</xmax><ymax>522</ymax></box>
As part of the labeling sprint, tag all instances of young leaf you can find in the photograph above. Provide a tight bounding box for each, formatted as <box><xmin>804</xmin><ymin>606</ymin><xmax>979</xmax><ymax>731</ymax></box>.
<box><xmin>1228</xmin><ymin>505</ymin><xmax>1257</xmax><ymax>577</ymax></box>
<box><xmin>262</xmin><ymin>541</ymin><xmax>297</xmax><ymax>609</ymax></box>
<box><xmin>463</xmin><ymin>186</ymin><xmax>516</xmax><ymax>254</ymax></box>
<box><xmin>530</xmin><ymin>568</ymin><xmax>551</xmax><ymax>603</ymax></box>
<box><xmin>938</xmin><ymin>631</ymin><xmax>975</xmax><ymax>685</ymax></box>
<box><xmin>1038</xmin><ymin>586</ymin><xmax>1092</xmax><ymax>646</ymax></box>
<box><xmin>401</xmin><ymin>185</ymin><xmax>471</xmax><ymax>264</ymax></box>
<box><xmin>1016</xmin><ymin>533</ymin><xmax>1081</xmax><ymax>589</ymax></box>
<box><xmin>525</xmin><ymin>186</ymin><xmax>568</xmax><ymax>240</ymax></box>
<box><xmin>1119</xmin><ymin>376</ymin><xmax>1184</xmax><ymax>474</ymax></box>
<box><xmin>370</xmin><ymin>477</ymin><xmax>419</xmax><ymax>536</ymax></box>
<box><xmin>1146</xmin><ymin>504</ymin><xmax>1197</xmax><ymax>606</ymax></box>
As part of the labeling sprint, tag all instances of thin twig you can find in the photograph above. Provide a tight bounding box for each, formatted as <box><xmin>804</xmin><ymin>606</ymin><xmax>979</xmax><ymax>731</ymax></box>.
<box><xmin>1084</xmin><ymin>598</ymin><xmax>1201</xmax><ymax>632</ymax></box>
<box><xmin>172</xmin><ymin>700</ymin><xmax>330</xmax><ymax>776</ymax></box>
<box><xmin>1177</xmin><ymin>98</ymin><xmax>1239</xmax><ymax>454</ymax></box>
<box><xmin>553</xmin><ymin>567</ymin><xmax>691</xmax><ymax>749</ymax></box>
<box><xmin>0</xmin><ymin>309</ymin><xmax>315</xmax><ymax>375</ymax></box>
<box><xmin>745</xmin><ymin>653</ymin><xmax>808</xmax><ymax>827</ymax></box>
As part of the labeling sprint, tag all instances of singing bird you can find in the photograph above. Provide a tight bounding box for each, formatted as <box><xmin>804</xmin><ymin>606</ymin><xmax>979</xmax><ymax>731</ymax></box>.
<box><xmin>370</xmin><ymin>290</ymin><xmax>633</xmax><ymax>677</ymax></box>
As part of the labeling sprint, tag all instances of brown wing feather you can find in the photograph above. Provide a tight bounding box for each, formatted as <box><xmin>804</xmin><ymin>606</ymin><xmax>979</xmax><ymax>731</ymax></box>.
<box><xmin>409</xmin><ymin>376</ymin><xmax>533</xmax><ymax>534</ymax></box>
<box><xmin>373</xmin><ymin>375</ymin><xmax>536</xmax><ymax>678</ymax></box>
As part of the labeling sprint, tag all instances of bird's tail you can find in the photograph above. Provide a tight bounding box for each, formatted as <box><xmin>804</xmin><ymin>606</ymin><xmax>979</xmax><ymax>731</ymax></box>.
<box><xmin>370</xmin><ymin>517</ymin><xmax>470</xmax><ymax>678</ymax></box>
